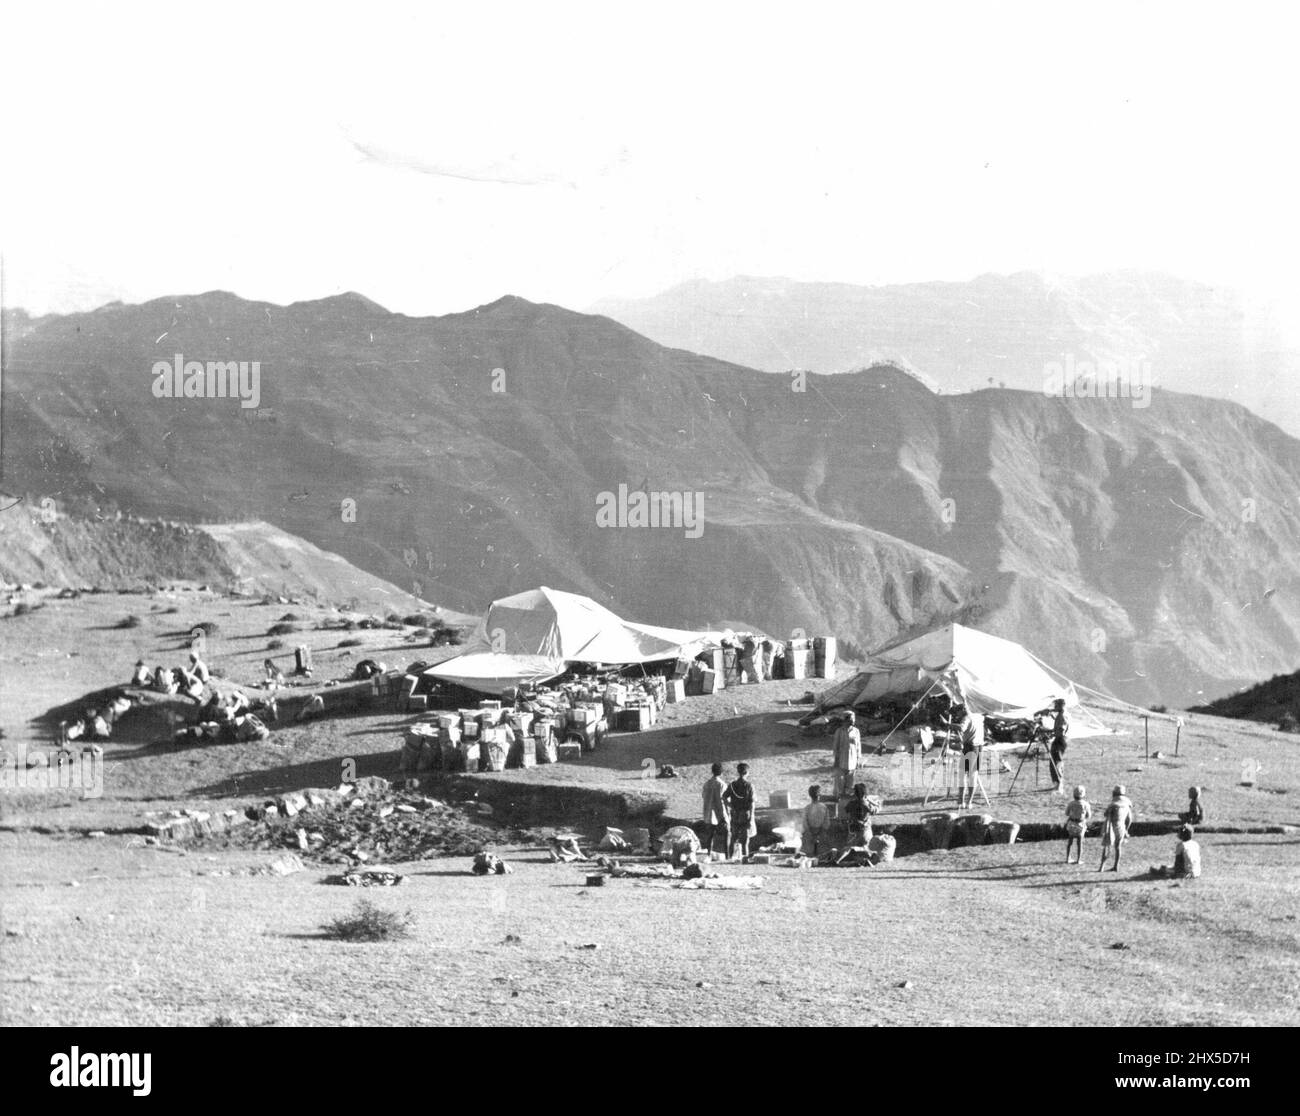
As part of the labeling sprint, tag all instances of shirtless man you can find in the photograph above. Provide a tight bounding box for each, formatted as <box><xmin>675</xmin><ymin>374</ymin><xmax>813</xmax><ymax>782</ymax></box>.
<box><xmin>1099</xmin><ymin>784</ymin><xmax>1134</xmax><ymax>872</ymax></box>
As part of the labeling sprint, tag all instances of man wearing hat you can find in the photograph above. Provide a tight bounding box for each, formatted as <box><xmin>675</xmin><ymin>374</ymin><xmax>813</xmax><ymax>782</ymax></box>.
<box><xmin>1048</xmin><ymin>697</ymin><xmax>1069</xmax><ymax>794</ymax></box>
<box><xmin>1063</xmin><ymin>784</ymin><xmax>1092</xmax><ymax>863</ymax></box>
<box><xmin>1099</xmin><ymin>785</ymin><xmax>1134</xmax><ymax>872</ymax></box>
<box><xmin>130</xmin><ymin>659</ymin><xmax>150</xmax><ymax>687</ymax></box>
<box><xmin>831</xmin><ymin>710</ymin><xmax>861</xmax><ymax>799</ymax></box>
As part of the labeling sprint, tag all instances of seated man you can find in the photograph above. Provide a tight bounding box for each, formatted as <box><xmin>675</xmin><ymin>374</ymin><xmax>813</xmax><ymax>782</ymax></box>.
<box><xmin>263</xmin><ymin>658</ymin><xmax>285</xmax><ymax>686</ymax></box>
<box><xmin>1151</xmin><ymin>824</ymin><xmax>1201</xmax><ymax>879</ymax></box>
<box><xmin>130</xmin><ymin>659</ymin><xmax>151</xmax><ymax>687</ymax></box>
<box><xmin>188</xmin><ymin>651</ymin><xmax>211</xmax><ymax>685</ymax></box>
<box><xmin>547</xmin><ymin>836</ymin><xmax>589</xmax><ymax>863</ymax></box>
<box><xmin>176</xmin><ymin>667</ymin><xmax>205</xmax><ymax>701</ymax></box>
<box><xmin>1173</xmin><ymin>824</ymin><xmax>1202</xmax><ymax>878</ymax></box>
<box><xmin>836</xmin><ymin>783</ymin><xmax>877</xmax><ymax>866</ymax></box>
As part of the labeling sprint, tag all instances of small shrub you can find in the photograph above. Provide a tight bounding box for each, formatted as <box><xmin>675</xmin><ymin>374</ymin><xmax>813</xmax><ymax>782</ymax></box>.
<box><xmin>116</xmin><ymin>614</ymin><xmax>142</xmax><ymax>629</ymax></box>
<box><xmin>323</xmin><ymin>899</ymin><xmax>414</xmax><ymax>942</ymax></box>
<box><xmin>10</xmin><ymin>602</ymin><xmax>40</xmax><ymax>618</ymax></box>
<box><xmin>267</xmin><ymin>639</ymin><xmax>286</xmax><ymax>650</ymax></box>
<box><xmin>267</xmin><ymin>622</ymin><xmax>298</xmax><ymax>637</ymax></box>
<box><xmin>161</xmin><ymin>606</ymin><xmax>179</xmax><ymax>615</ymax></box>
<box><xmin>192</xmin><ymin>620</ymin><xmax>221</xmax><ymax>638</ymax></box>
<box><xmin>278</xmin><ymin>612</ymin><xmax>299</xmax><ymax>622</ymax></box>
<box><xmin>338</xmin><ymin>637</ymin><xmax>363</xmax><ymax>648</ymax></box>
<box><xmin>1150</xmin><ymin>704</ymin><xmax>1168</xmax><ymax>714</ymax></box>
<box><xmin>384</xmin><ymin>613</ymin><xmax>403</xmax><ymax>626</ymax></box>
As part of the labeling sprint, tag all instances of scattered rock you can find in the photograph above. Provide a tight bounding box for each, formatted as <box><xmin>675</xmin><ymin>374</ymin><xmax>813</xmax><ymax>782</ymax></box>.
<box><xmin>898</xmin><ymin>980</ymin><xmax>913</xmax><ymax>989</ymax></box>
<box><xmin>86</xmin><ymin>830</ymin><xmax>107</xmax><ymax>839</ymax></box>
<box><xmin>576</xmin><ymin>943</ymin><xmax>600</xmax><ymax>950</ymax></box>
<box><xmin>502</xmin><ymin>933</ymin><xmax>522</xmax><ymax>944</ymax></box>
<box><xmin>277</xmin><ymin>793</ymin><xmax>307</xmax><ymax>818</ymax></box>
<box><xmin>329</xmin><ymin>869</ymin><xmax>406</xmax><ymax>887</ymax></box>
<box><xmin>352</xmin><ymin>776</ymin><xmax>391</xmax><ymax>798</ymax></box>
<box><xmin>696</xmin><ymin>981</ymin><xmax>712</xmax><ymax>990</ymax></box>
<box><xmin>1108</xmin><ymin>941</ymin><xmax>1131</xmax><ymax>951</ymax></box>
<box><xmin>262</xmin><ymin>854</ymin><xmax>304</xmax><ymax>877</ymax></box>
<box><xmin>921</xmin><ymin>811</ymin><xmax>957</xmax><ymax>850</ymax></box>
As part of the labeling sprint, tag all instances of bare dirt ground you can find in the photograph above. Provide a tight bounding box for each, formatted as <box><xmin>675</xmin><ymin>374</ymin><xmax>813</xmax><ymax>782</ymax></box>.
<box><xmin>3</xmin><ymin>831</ymin><xmax>1295</xmax><ymax>1027</ymax></box>
<box><xmin>2</xmin><ymin>590</ymin><xmax>1298</xmax><ymax>1026</ymax></box>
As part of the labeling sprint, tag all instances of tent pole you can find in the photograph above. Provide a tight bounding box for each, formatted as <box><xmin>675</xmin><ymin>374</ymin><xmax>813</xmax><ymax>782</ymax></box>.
<box><xmin>879</xmin><ymin>678</ymin><xmax>943</xmax><ymax>753</ymax></box>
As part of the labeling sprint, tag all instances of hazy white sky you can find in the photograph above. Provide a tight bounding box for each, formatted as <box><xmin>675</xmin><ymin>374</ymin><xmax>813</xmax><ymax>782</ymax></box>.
<box><xmin>2</xmin><ymin>1</ymin><xmax>1297</xmax><ymax>338</ymax></box>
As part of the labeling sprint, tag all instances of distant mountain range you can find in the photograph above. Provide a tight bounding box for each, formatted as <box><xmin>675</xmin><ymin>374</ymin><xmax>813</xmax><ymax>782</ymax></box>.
<box><xmin>592</xmin><ymin>271</ymin><xmax>1300</xmax><ymax>437</ymax></box>
<box><xmin>4</xmin><ymin>285</ymin><xmax>1300</xmax><ymax>707</ymax></box>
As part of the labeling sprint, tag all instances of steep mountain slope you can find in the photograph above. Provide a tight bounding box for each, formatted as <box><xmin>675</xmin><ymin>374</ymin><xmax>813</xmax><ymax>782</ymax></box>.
<box><xmin>5</xmin><ymin>290</ymin><xmax>1300</xmax><ymax>707</ymax></box>
<box><xmin>591</xmin><ymin>272</ymin><xmax>1300</xmax><ymax>437</ymax></box>
<box><xmin>1192</xmin><ymin>669</ymin><xmax>1300</xmax><ymax>726</ymax></box>
<box><xmin>0</xmin><ymin>507</ymin><xmax>452</xmax><ymax>617</ymax></box>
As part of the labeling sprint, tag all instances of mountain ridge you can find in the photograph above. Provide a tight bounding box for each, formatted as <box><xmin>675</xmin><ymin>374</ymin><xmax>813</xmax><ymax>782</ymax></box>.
<box><xmin>5</xmin><ymin>287</ymin><xmax>1300</xmax><ymax>707</ymax></box>
<box><xmin>591</xmin><ymin>270</ymin><xmax>1300</xmax><ymax>437</ymax></box>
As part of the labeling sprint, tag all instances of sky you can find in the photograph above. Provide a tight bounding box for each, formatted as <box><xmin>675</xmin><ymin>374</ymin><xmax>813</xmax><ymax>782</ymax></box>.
<box><xmin>2</xmin><ymin>1</ymin><xmax>1298</xmax><ymax>340</ymax></box>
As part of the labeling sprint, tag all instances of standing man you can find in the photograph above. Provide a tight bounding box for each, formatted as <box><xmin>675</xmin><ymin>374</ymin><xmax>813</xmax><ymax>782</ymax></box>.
<box><xmin>831</xmin><ymin>711</ymin><xmax>862</xmax><ymax>799</ymax></box>
<box><xmin>1099</xmin><ymin>785</ymin><xmax>1135</xmax><ymax>872</ymax></box>
<box><xmin>723</xmin><ymin>762</ymin><xmax>757</xmax><ymax>862</ymax></box>
<box><xmin>801</xmin><ymin>785</ymin><xmax>830</xmax><ymax>857</ymax></box>
<box><xmin>957</xmin><ymin>704</ymin><xmax>984</xmax><ymax>810</ymax></box>
<box><xmin>1049</xmin><ymin>697</ymin><xmax>1069</xmax><ymax>795</ymax></box>
<box><xmin>700</xmin><ymin>762</ymin><xmax>730</xmax><ymax>861</ymax></box>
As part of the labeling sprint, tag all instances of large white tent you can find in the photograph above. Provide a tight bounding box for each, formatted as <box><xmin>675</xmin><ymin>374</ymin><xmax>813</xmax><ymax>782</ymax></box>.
<box><xmin>815</xmin><ymin>622</ymin><xmax>1106</xmax><ymax>736</ymax></box>
<box><xmin>424</xmin><ymin>586</ymin><xmax>730</xmax><ymax>695</ymax></box>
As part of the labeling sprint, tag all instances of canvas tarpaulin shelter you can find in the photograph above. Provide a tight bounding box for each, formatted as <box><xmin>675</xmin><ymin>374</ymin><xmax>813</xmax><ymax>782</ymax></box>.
<box><xmin>814</xmin><ymin>622</ymin><xmax>1106</xmax><ymax>736</ymax></box>
<box><xmin>419</xmin><ymin>652</ymin><xmax>565</xmax><ymax>696</ymax></box>
<box><xmin>424</xmin><ymin>586</ymin><xmax>729</xmax><ymax>694</ymax></box>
